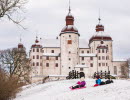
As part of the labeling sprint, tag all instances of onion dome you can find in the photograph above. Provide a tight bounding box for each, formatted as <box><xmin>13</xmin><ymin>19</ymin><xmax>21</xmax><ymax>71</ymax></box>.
<box><xmin>60</xmin><ymin>6</ymin><xmax>80</xmax><ymax>36</ymax></box>
<box><xmin>89</xmin><ymin>18</ymin><xmax>112</xmax><ymax>43</ymax></box>
<box><xmin>31</xmin><ymin>36</ymin><xmax>42</xmax><ymax>48</ymax></box>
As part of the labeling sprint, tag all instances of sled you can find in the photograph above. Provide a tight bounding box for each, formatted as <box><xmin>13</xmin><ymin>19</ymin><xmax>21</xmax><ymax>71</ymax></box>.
<box><xmin>69</xmin><ymin>86</ymin><xmax>86</xmax><ymax>90</ymax></box>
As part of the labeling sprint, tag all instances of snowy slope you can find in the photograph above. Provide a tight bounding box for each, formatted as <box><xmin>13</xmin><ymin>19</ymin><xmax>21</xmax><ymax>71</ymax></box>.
<box><xmin>15</xmin><ymin>79</ymin><xmax>130</xmax><ymax>100</ymax></box>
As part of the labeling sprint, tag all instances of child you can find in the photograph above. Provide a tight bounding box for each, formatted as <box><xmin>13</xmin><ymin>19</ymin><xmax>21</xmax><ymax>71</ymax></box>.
<box><xmin>71</xmin><ymin>77</ymin><xmax>86</xmax><ymax>89</ymax></box>
<box><xmin>94</xmin><ymin>76</ymin><xmax>101</xmax><ymax>87</ymax></box>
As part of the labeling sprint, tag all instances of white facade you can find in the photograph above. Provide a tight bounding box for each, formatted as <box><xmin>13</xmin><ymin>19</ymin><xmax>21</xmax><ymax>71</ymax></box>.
<box><xmin>29</xmin><ymin>9</ymin><xmax>128</xmax><ymax>82</ymax></box>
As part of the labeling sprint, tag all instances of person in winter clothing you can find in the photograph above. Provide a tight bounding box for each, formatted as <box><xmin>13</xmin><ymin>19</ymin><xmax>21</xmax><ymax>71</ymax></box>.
<box><xmin>72</xmin><ymin>77</ymin><xmax>86</xmax><ymax>89</ymax></box>
<box><xmin>94</xmin><ymin>76</ymin><xmax>101</xmax><ymax>87</ymax></box>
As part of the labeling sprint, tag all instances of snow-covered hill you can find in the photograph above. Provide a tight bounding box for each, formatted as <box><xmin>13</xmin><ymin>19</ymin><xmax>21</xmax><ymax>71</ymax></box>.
<box><xmin>15</xmin><ymin>79</ymin><xmax>130</xmax><ymax>100</ymax></box>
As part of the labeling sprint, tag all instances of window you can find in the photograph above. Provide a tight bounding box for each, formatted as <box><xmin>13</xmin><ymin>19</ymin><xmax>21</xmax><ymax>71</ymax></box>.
<box><xmin>102</xmin><ymin>56</ymin><xmax>105</xmax><ymax>60</ymax></box>
<box><xmin>56</xmin><ymin>57</ymin><xmax>58</xmax><ymax>60</ymax></box>
<box><xmin>69</xmin><ymin>35</ymin><xmax>71</xmax><ymax>37</ymax></box>
<box><xmin>121</xmin><ymin>66</ymin><xmax>125</xmax><ymax>75</ymax></box>
<box><xmin>69</xmin><ymin>67</ymin><xmax>71</xmax><ymax>69</ymax></box>
<box><xmin>80</xmin><ymin>68</ymin><xmax>83</xmax><ymax>71</ymax></box>
<box><xmin>46</xmin><ymin>56</ymin><xmax>49</xmax><ymax>60</ymax></box>
<box><xmin>36</xmin><ymin>62</ymin><xmax>39</xmax><ymax>66</ymax></box>
<box><xmin>55</xmin><ymin>63</ymin><xmax>58</xmax><ymax>67</ymax></box>
<box><xmin>33</xmin><ymin>56</ymin><xmax>35</xmax><ymax>59</ymax></box>
<box><xmin>40</xmin><ymin>56</ymin><xmax>42</xmax><ymax>59</ymax></box>
<box><xmin>82</xmin><ymin>57</ymin><xmax>84</xmax><ymax>61</ymax></box>
<box><xmin>82</xmin><ymin>51</ymin><xmax>84</xmax><ymax>53</ymax></box>
<box><xmin>99</xmin><ymin>56</ymin><xmax>101</xmax><ymax>60</ymax></box>
<box><xmin>87</xmin><ymin>51</ymin><xmax>89</xmax><ymax>53</ymax></box>
<box><xmin>40</xmin><ymin>63</ymin><xmax>42</xmax><ymax>66</ymax></box>
<box><xmin>98</xmin><ymin>49</ymin><xmax>100</xmax><ymax>53</ymax></box>
<box><xmin>33</xmin><ymin>62</ymin><xmax>35</xmax><ymax>66</ymax></box>
<box><xmin>69</xmin><ymin>51</ymin><xmax>71</xmax><ymax>54</ymax></box>
<box><xmin>68</xmin><ymin>40</ymin><xmax>72</xmax><ymax>44</ymax></box>
<box><xmin>102</xmin><ymin>49</ymin><xmax>104</xmax><ymax>53</ymax></box>
<box><xmin>42</xmin><ymin>50</ymin><xmax>44</xmax><ymax>53</ymax></box>
<box><xmin>33</xmin><ymin>49</ymin><xmax>35</xmax><ymax>52</ymax></box>
<box><xmin>106</xmin><ymin>63</ymin><xmax>108</xmax><ymax>66</ymax></box>
<box><xmin>114</xmin><ymin>66</ymin><xmax>117</xmax><ymax>75</ymax></box>
<box><xmin>82</xmin><ymin>63</ymin><xmax>85</xmax><ymax>65</ymax></box>
<box><xmin>106</xmin><ymin>56</ymin><xmax>107</xmax><ymax>60</ymax></box>
<box><xmin>99</xmin><ymin>63</ymin><xmax>101</xmax><ymax>67</ymax></box>
<box><xmin>90</xmin><ymin>63</ymin><xmax>93</xmax><ymax>67</ymax></box>
<box><xmin>46</xmin><ymin>63</ymin><xmax>49</xmax><ymax>67</ymax></box>
<box><xmin>37</xmin><ymin>48</ymin><xmax>39</xmax><ymax>52</ymax></box>
<box><xmin>90</xmin><ymin>57</ymin><xmax>93</xmax><ymax>60</ymax></box>
<box><xmin>102</xmin><ymin>63</ymin><xmax>105</xmax><ymax>66</ymax></box>
<box><xmin>37</xmin><ymin>55</ymin><xmax>39</xmax><ymax>59</ymax></box>
<box><xmin>69</xmin><ymin>58</ymin><xmax>71</xmax><ymax>60</ymax></box>
<box><xmin>51</xmin><ymin>50</ymin><xmax>54</xmax><ymax>53</ymax></box>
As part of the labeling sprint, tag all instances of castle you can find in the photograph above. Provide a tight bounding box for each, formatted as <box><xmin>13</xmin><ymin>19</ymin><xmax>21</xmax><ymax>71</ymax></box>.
<box><xmin>28</xmin><ymin>7</ymin><xmax>128</xmax><ymax>82</ymax></box>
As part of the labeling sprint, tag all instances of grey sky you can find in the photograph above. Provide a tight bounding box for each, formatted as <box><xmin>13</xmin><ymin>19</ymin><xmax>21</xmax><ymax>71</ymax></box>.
<box><xmin>0</xmin><ymin>0</ymin><xmax>130</xmax><ymax>59</ymax></box>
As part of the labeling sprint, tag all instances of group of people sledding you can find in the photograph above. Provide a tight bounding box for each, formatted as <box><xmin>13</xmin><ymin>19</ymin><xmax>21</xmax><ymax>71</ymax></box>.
<box><xmin>71</xmin><ymin>75</ymin><xmax>113</xmax><ymax>89</ymax></box>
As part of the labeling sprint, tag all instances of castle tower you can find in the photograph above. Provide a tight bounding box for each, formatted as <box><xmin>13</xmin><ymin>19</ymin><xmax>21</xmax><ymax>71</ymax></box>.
<box><xmin>59</xmin><ymin>4</ymin><xmax>80</xmax><ymax>75</ymax></box>
<box><xmin>29</xmin><ymin>36</ymin><xmax>43</xmax><ymax>82</ymax></box>
<box><xmin>89</xmin><ymin>17</ymin><xmax>113</xmax><ymax>73</ymax></box>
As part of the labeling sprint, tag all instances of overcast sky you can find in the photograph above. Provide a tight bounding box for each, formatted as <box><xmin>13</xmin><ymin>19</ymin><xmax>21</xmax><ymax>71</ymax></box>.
<box><xmin>0</xmin><ymin>0</ymin><xmax>130</xmax><ymax>59</ymax></box>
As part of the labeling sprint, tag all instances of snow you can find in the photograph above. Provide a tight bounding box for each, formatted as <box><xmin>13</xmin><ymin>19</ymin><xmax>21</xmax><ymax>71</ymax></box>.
<box><xmin>113</xmin><ymin>59</ymin><xmax>127</xmax><ymax>62</ymax></box>
<box><xmin>93</xmin><ymin>31</ymin><xmax>111</xmax><ymax>37</ymax></box>
<box><xmin>61</xmin><ymin>25</ymin><xmax>78</xmax><ymax>31</ymax></box>
<box><xmin>75</xmin><ymin>64</ymin><xmax>88</xmax><ymax>68</ymax></box>
<box><xmin>15</xmin><ymin>79</ymin><xmax>130</xmax><ymax>100</ymax></box>
<box><xmin>80</xmin><ymin>53</ymin><xmax>96</xmax><ymax>57</ymax></box>
<box><xmin>43</xmin><ymin>53</ymin><xmax>60</xmax><ymax>57</ymax></box>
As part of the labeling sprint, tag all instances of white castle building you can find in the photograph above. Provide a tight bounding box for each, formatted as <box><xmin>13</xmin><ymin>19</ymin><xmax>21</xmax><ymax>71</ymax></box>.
<box><xmin>29</xmin><ymin>7</ymin><xmax>128</xmax><ymax>82</ymax></box>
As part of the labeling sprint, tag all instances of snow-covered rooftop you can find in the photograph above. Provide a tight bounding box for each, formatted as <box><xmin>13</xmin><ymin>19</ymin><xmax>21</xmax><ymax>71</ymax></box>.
<box><xmin>93</xmin><ymin>31</ymin><xmax>111</xmax><ymax>37</ymax></box>
<box><xmin>43</xmin><ymin>53</ymin><xmax>60</xmax><ymax>57</ymax></box>
<box><xmin>80</xmin><ymin>53</ymin><xmax>96</xmax><ymax>57</ymax></box>
<box><xmin>113</xmin><ymin>59</ymin><xmax>127</xmax><ymax>62</ymax></box>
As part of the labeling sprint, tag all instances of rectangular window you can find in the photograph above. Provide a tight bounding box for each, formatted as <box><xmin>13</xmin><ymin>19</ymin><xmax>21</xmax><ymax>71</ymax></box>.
<box><xmin>46</xmin><ymin>63</ymin><xmax>49</xmax><ymax>67</ymax></box>
<box><xmin>40</xmin><ymin>56</ymin><xmax>42</xmax><ymax>59</ymax></box>
<box><xmin>87</xmin><ymin>51</ymin><xmax>89</xmax><ymax>53</ymax></box>
<box><xmin>90</xmin><ymin>57</ymin><xmax>93</xmax><ymax>60</ymax></box>
<box><xmin>33</xmin><ymin>62</ymin><xmax>35</xmax><ymax>66</ymax></box>
<box><xmin>40</xmin><ymin>63</ymin><xmax>42</xmax><ymax>66</ymax></box>
<box><xmin>69</xmin><ymin>58</ymin><xmax>71</xmax><ymax>60</ymax></box>
<box><xmin>46</xmin><ymin>56</ymin><xmax>49</xmax><ymax>60</ymax></box>
<box><xmin>51</xmin><ymin>50</ymin><xmax>54</xmax><ymax>53</ymax></box>
<box><xmin>69</xmin><ymin>35</ymin><xmax>71</xmax><ymax>37</ymax></box>
<box><xmin>33</xmin><ymin>49</ymin><xmax>35</xmax><ymax>52</ymax></box>
<box><xmin>55</xmin><ymin>63</ymin><xmax>58</xmax><ymax>67</ymax></box>
<box><xmin>90</xmin><ymin>63</ymin><xmax>93</xmax><ymax>67</ymax></box>
<box><xmin>80</xmin><ymin>68</ymin><xmax>83</xmax><ymax>71</ymax></box>
<box><xmin>56</xmin><ymin>57</ymin><xmax>58</xmax><ymax>60</ymax></box>
<box><xmin>99</xmin><ymin>56</ymin><xmax>101</xmax><ymax>60</ymax></box>
<box><xmin>36</xmin><ymin>62</ymin><xmax>39</xmax><ymax>66</ymax></box>
<box><xmin>98</xmin><ymin>49</ymin><xmax>100</xmax><ymax>53</ymax></box>
<box><xmin>82</xmin><ymin>63</ymin><xmax>85</xmax><ymax>65</ymax></box>
<box><xmin>37</xmin><ymin>55</ymin><xmax>39</xmax><ymax>59</ymax></box>
<box><xmin>82</xmin><ymin>51</ymin><xmax>84</xmax><ymax>53</ymax></box>
<box><xmin>102</xmin><ymin>49</ymin><xmax>104</xmax><ymax>53</ymax></box>
<box><xmin>33</xmin><ymin>56</ymin><xmax>35</xmax><ymax>59</ymax></box>
<box><xmin>99</xmin><ymin>63</ymin><xmax>101</xmax><ymax>67</ymax></box>
<box><xmin>68</xmin><ymin>40</ymin><xmax>72</xmax><ymax>44</ymax></box>
<box><xmin>37</xmin><ymin>48</ymin><xmax>39</xmax><ymax>52</ymax></box>
<box><xmin>82</xmin><ymin>57</ymin><xmax>84</xmax><ymax>61</ymax></box>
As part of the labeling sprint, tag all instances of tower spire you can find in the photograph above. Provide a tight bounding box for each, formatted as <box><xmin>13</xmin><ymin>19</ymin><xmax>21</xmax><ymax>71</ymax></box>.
<box><xmin>98</xmin><ymin>9</ymin><xmax>101</xmax><ymax>24</ymax></box>
<box><xmin>69</xmin><ymin>0</ymin><xmax>71</xmax><ymax>13</ymax></box>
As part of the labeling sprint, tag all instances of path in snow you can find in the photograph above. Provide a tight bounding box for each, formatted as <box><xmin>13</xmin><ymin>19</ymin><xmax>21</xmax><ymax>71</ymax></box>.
<box><xmin>15</xmin><ymin>79</ymin><xmax>130</xmax><ymax>100</ymax></box>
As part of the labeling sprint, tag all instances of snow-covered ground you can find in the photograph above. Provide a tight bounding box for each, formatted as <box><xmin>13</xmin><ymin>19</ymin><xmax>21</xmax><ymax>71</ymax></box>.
<box><xmin>15</xmin><ymin>79</ymin><xmax>130</xmax><ymax>100</ymax></box>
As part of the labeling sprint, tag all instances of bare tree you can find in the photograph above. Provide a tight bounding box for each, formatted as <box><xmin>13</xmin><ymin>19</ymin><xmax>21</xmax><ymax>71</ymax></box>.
<box><xmin>120</xmin><ymin>61</ymin><xmax>129</xmax><ymax>78</ymax></box>
<box><xmin>0</xmin><ymin>0</ymin><xmax>27</xmax><ymax>29</ymax></box>
<box><xmin>0</xmin><ymin>48</ymin><xmax>31</xmax><ymax>83</ymax></box>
